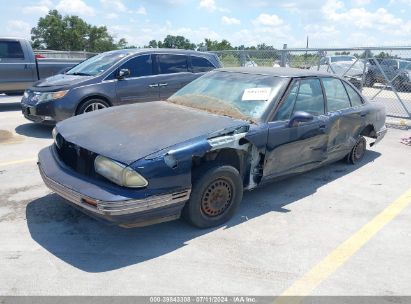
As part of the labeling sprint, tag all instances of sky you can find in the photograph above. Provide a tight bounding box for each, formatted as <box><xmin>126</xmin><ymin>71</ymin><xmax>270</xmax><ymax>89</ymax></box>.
<box><xmin>1</xmin><ymin>0</ymin><xmax>411</xmax><ymax>48</ymax></box>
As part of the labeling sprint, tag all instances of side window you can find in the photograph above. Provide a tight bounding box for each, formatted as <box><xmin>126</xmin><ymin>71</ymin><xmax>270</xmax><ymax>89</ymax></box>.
<box><xmin>191</xmin><ymin>56</ymin><xmax>215</xmax><ymax>73</ymax></box>
<box><xmin>0</xmin><ymin>41</ymin><xmax>24</xmax><ymax>59</ymax></box>
<box><xmin>344</xmin><ymin>82</ymin><xmax>363</xmax><ymax>107</ymax></box>
<box><xmin>119</xmin><ymin>55</ymin><xmax>153</xmax><ymax>78</ymax></box>
<box><xmin>158</xmin><ymin>54</ymin><xmax>188</xmax><ymax>74</ymax></box>
<box><xmin>274</xmin><ymin>81</ymin><xmax>299</xmax><ymax>121</ymax></box>
<box><xmin>293</xmin><ymin>78</ymin><xmax>325</xmax><ymax>116</ymax></box>
<box><xmin>322</xmin><ymin>78</ymin><xmax>351</xmax><ymax>112</ymax></box>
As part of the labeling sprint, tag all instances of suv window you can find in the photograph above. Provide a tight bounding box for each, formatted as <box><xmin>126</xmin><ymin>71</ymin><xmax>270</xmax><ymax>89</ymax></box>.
<box><xmin>191</xmin><ymin>56</ymin><xmax>215</xmax><ymax>73</ymax></box>
<box><xmin>293</xmin><ymin>79</ymin><xmax>325</xmax><ymax>116</ymax></box>
<box><xmin>344</xmin><ymin>82</ymin><xmax>363</xmax><ymax>107</ymax></box>
<box><xmin>119</xmin><ymin>54</ymin><xmax>153</xmax><ymax>78</ymax></box>
<box><xmin>158</xmin><ymin>54</ymin><xmax>188</xmax><ymax>74</ymax></box>
<box><xmin>322</xmin><ymin>78</ymin><xmax>351</xmax><ymax>112</ymax></box>
<box><xmin>0</xmin><ymin>41</ymin><xmax>24</xmax><ymax>59</ymax></box>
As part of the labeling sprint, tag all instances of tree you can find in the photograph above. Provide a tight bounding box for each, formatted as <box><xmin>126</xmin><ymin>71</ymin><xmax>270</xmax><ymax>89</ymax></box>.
<box><xmin>147</xmin><ymin>40</ymin><xmax>158</xmax><ymax>48</ymax></box>
<box><xmin>31</xmin><ymin>10</ymin><xmax>127</xmax><ymax>52</ymax></box>
<box><xmin>203</xmin><ymin>38</ymin><xmax>233</xmax><ymax>51</ymax></box>
<box><xmin>161</xmin><ymin>35</ymin><xmax>196</xmax><ymax>49</ymax></box>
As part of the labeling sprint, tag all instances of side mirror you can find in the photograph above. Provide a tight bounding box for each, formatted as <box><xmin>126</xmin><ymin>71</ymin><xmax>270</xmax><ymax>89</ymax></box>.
<box><xmin>118</xmin><ymin>68</ymin><xmax>130</xmax><ymax>79</ymax></box>
<box><xmin>288</xmin><ymin>111</ymin><xmax>314</xmax><ymax>128</ymax></box>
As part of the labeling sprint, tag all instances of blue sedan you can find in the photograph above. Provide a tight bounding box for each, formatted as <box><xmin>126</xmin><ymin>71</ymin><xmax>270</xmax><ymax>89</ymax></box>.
<box><xmin>38</xmin><ymin>67</ymin><xmax>387</xmax><ymax>228</ymax></box>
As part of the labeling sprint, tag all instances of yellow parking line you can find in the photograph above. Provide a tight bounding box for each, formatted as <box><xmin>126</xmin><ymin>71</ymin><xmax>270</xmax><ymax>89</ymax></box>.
<box><xmin>0</xmin><ymin>158</ymin><xmax>37</xmax><ymax>167</ymax></box>
<box><xmin>274</xmin><ymin>186</ymin><xmax>411</xmax><ymax>304</ymax></box>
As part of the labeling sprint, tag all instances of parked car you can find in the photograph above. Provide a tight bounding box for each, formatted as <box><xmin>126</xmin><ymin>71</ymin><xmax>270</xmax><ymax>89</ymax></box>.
<box><xmin>0</xmin><ymin>37</ymin><xmax>81</xmax><ymax>95</ymax></box>
<box><xmin>20</xmin><ymin>48</ymin><xmax>221</xmax><ymax>124</ymax></box>
<box><xmin>365</xmin><ymin>58</ymin><xmax>411</xmax><ymax>91</ymax></box>
<box><xmin>313</xmin><ymin>55</ymin><xmax>366</xmax><ymax>89</ymax></box>
<box><xmin>38</xmin><ymin>68</ymin><xmax>387</xmax><ymax>229</ymax></box>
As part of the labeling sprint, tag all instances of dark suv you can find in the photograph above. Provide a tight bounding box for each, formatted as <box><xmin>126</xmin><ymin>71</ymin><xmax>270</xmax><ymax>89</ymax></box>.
<box><xmin>20</xmin><ymin>49</ymin><xmax>221</xmax><ymax>124</ymax></box>
<box><xmin>365</xmin><ymin>58</ymin><xmax>411</xmax><ymax>91</ymax></box>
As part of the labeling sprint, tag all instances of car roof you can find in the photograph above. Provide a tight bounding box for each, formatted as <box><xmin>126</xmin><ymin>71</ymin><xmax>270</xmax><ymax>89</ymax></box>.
<box><xmin>215</xmin><ymin>67</ymin><xmax>336</xmax><ymax>78</ymax></box>
<box><xmin>105</xmin><ymin>48</ymin><xmax>213</xmax><ymax>57</ymax></box>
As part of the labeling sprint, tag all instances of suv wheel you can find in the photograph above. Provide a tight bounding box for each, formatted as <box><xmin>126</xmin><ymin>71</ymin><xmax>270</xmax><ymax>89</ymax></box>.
<box><xmin>77</xmin><ymin>99</ymin><xmax>109</xmax><ymax>115</ymax></box>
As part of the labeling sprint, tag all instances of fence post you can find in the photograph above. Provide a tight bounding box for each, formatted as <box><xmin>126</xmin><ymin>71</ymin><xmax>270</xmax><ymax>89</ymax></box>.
<box><xmin>280</xmin><ymin>44</ymin><xmax>287</xmax><ymax>67</ymax></box>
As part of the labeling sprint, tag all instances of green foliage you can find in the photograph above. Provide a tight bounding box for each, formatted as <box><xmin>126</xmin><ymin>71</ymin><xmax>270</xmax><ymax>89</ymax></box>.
<box><xmin>204</xmin><ymin>38</ymin><xmax>233</xmax><ymax>51</ymax></box>
<box><xmin>31</xmin><ymin>10</ymin><xmax>127</xmax><ymax>52</ymax></box>
<box><xmin>162</xmin><ymin>35</ymin><xmax>196</xmax><ymax>49</ymax></box>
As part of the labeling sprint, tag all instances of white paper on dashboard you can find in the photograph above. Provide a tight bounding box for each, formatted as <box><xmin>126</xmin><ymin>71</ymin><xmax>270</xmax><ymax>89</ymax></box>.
<box><xmin>242</xmin><ymin>87</ymin><xmax>271</xmax><ymax>101</ymax></box>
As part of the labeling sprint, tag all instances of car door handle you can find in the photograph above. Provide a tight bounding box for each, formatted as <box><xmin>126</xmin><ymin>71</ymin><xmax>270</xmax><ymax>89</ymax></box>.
<box><xmin>159</xmin><ymin>83</ymin><xmax>168</xmax><ymax>87</ymax></box>
<box><xmin>360</xmin><ymin>112</ymin><xmax>367</xmax><ymax>117</ymax></box>
<box><xmin>148</xmin><ymin>84</ymin><xmax>159</xmax><ymax>88</ymax></box>
<box><xmin>319</xmin><ymin>124</ymin><xmax>326</xmax><ymax>129</ymax></box>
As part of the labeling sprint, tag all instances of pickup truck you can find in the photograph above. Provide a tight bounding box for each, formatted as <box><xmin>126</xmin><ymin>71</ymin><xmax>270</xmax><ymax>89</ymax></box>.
<box><xmin>365</xmin><ymin>58</ymin><xmax>411</xmax><ymax>91</ymax></box>
<box><xmin>0</xmin><ymin>37</ymin><xmax>82</xmax><ymax>95</ymax></box>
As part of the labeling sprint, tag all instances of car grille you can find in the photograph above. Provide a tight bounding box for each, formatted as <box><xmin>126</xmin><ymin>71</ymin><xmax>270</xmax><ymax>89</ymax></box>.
<box><xmin>55</xmin><ymin>136</ymin><xmax>97</xmax><ymax>177</ymax></box>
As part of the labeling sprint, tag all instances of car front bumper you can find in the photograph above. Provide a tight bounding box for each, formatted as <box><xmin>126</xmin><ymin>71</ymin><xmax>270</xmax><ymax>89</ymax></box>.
<box><xmin>38</xmin><ymin>146</ymin><xmax>191</xmax><ymax>227</ymax></box>
<box><xmin>21</xmin><ymin>94</ymin><xmax>76</xmax><ymax>124</ymax></box>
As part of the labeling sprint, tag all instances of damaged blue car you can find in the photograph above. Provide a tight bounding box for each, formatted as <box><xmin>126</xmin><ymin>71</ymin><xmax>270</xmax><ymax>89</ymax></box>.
<box><xmin>38</xmin><ymin>67</ymin><xmax>387</xmax><ymax>228</ymax></box>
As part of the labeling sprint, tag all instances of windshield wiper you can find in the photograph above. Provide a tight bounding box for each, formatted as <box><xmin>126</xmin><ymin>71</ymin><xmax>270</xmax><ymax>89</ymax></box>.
<box><xmin>67</xmin><ymin>72</ymin><xmax>92</xmax><ymax>76</ymax></box>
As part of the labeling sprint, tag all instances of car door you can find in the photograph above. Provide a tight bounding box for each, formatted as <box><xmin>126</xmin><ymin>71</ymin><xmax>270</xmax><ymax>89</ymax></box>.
<box><xmin>262</xmin><ymin>78</ymin><xmax>329</xmax><ymax>180</ymax></box>
<box><xmin>0</xmin><ymin>39</ymin><xmax>36</xmax><ymax>92</ymax></box>
<box><xmin>156</xmin><ymin>54</ymin><xmax>198</xmax><ymax>100</ymax></box>
<box><xmin>321</xmin><ymin>77</ymin><xmax>363</xmax><ymax>161</ymax></box>
<box><xmin>115</xmin><ymin>54</ymin><xmax>159</xmax><ymax>104</ymax></box>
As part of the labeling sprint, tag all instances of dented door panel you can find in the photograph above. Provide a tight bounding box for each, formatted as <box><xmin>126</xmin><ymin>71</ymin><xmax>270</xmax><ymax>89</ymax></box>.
<box><xmin>262</xmin><ymin>116</ymin><xmax>329</xmax><ymax>179</ymax></box>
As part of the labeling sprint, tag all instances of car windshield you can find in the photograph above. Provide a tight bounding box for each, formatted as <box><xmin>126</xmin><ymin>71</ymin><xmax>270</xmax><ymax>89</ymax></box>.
<box><xmin>66</xmin><ymin>51</ymin><xmax>129</xmax><ymax>76</ymax></box>
<box><xmin>331</xmin><ymin>56</ymin><xmax>356</xmax><ymax>63</ymax></box>
<box><xmin>168</xmin><ymin>71</ymin><xmax>288</xmax><ymax>121</ymax></box>
<box><xmin>399</xmin><ymin>61</ymin><xmax>411</xmax><ymax>70</ymax></box>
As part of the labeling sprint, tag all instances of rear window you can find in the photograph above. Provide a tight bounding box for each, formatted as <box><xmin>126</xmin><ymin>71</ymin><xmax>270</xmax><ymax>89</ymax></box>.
<box><xmin>158</xmin><ymin>54</ymin><xmax>188</xmax><ymax>74</ymax></box>
<box><xmin>0</xmin><ymin>41</ymin><xmax>24</xmax><ymax>59</ymax></box>
<box><xmin>191</xmin><ymin>56</ymin><xmax>215</xmax><ymax>73</ymax></box>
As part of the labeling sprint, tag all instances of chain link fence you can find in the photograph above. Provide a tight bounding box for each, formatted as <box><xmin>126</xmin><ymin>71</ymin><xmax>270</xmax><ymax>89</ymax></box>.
<box><xmin>212</xmin><ymin>47</ymin><xmax>411</xmax><ymax>119</ymax></box>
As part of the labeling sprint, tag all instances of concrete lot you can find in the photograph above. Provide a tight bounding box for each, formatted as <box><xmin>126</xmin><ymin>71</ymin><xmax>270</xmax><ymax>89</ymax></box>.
<box><xmin>0</xmin><ymin>94</ymin><xmax>410</xmax><ymax>296</ymax></box>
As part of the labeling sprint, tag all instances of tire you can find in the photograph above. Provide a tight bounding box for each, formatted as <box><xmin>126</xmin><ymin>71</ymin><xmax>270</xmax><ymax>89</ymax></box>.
<box><xmin>183</xmin><ymin>164</ymin><xmax>243</xmax><ymax>228</ymax></box>
<box><xmin>76</xmin><ymin>98</ymin><xmax>109</xmax><ymax>115</ymax></box>
<box><xmin>364</xmin><ymin>74</ymin><xmax>375</xmax><ymax>87</ymax></box>
<box><xmin>347</xmin><ymin>136</ymin><xmax>366</xmax><ymax>164</ymax></box>
<box><xmin>393</xmin><ymin>79</ymin><xmax>405</xmax><ymax>92</ymax></box>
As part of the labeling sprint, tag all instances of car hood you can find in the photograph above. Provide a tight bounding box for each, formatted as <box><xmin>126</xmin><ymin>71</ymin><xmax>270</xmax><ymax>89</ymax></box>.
<box><xmin>330</xmin><ymin>61</ymin><xmax>365</xmax><ymax>77</ymax></box>
<box><xmin>56</xmin><ymin>101</ymin><xmax>249</xmax><ymax>165</ymax></box>
<box><xmin>33</xmin><ymin>74</ymin><xmax>93</xmax><ymax>90</ymax></box>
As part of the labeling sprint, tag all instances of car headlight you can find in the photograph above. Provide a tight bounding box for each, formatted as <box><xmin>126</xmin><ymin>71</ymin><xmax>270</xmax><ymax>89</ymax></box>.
<box><xmin>23</xmin><ymin>90</ymin><xmax>29</xmax><ymax>99</ymax></box>
<box><xmin>34</xmin><ymin>90</ymin><xmax>69</xmax><ymax>104</ymax></box>
<box><xmin>94</xmin><ymin>155</ymin><xmax>148</xmax><ymax>188</ymax></box>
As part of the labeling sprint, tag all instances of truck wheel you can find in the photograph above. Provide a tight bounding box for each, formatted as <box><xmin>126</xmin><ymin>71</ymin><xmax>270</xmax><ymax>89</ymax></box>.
<box><xmin>77</xmin><ymin>99</ymin><xmax>109</xmax><ymax>115</ymax></box>
<box><xmin>183</xmin><ymin>164</ymin><xmax>243</xmax><ymax>228</ymax></box>
<box><xmin>364</xmin><ymin>74</ymin><xmax>374</xmax><ymax>87</ymax></box>
<box><xmin>347</xmin><ymin>136</ymin><xmax>366</xmax><ymax>164</ymax></box>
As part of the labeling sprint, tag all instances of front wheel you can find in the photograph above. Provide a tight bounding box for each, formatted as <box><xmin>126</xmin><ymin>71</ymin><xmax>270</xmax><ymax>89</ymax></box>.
<box><xmin>77</xmin><ymin>99</ymin><xmax>109</xmax><ymax>115</ymax></box>
<box><xmin>347</xmin><ymin>136</ymin><xmax>366</xmax><ymax>164</ymax></box>
<box><xmin>183</xmin><ymin>164</ymin><xmax>243</xmax><ymax>228</ymax></box>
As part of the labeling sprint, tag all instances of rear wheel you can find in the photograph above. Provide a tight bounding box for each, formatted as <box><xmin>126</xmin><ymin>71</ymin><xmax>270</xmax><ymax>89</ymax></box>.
<box><xmin>77</xmin><ymin>98</ymin><xmax>109</xmax><ymax>115</ymax></box>
<box><xmin>183</xmin><ymin>164</ymin><xmax>243</xmax><ymax>228</ymax></box>
<box><xmin>347</xmin><ymin>136</ymin><xmax>366</xmax><ymax>164</ymax></box>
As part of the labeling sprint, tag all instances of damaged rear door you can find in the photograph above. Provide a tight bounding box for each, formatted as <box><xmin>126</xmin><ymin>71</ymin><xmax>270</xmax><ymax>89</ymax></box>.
<box><xmin>262</xmin><ymin>78</ymin><xmax>329</xmax><ymax>179</ymax></box>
